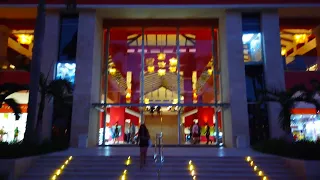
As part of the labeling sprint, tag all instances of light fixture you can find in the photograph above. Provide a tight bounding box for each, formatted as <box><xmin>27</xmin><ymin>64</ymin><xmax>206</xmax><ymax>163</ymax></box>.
<box><xmin>125</xmin><ymin>92</ymin><xmax>131</xmax><ymax>99</ymax></box>
<box><xmin>109</xmin><ymin>67</ymin><xmax>116</xmax><ymax>75</ymax></box>
<box><xmin>157</xmin><ymin>53</ymin><xmax>166</xmax><ymax>61</ymax></box>
<box><xmin>169</xmin><ymin>66</ymin><xmax>176</xmax><ymax>73</ymax></box>
<box><xmin>169</xmin><ymin>57</ymin><xmax>177</xmax><ymax>66</ymax></box>
<box><xmin>245</xmin><ymin>156</ymin><xmax>268</xmax><ymax>180</ymax></box>
<box><xmin>16</xmin><ymin>34</ymin><xmax>34</xmax><ymax>45</ymax></box>
<box><xmin>207</xmin><ymin>68</ymin><xmax>213</xmax><ymax>75</ymax></box>
<box><xmin>172</xmin><ymin>99</ymin><xmax>178</xmax><ymax>104</ymax></box>
<box><xmin>144</xmin><ymin>98</ymin><xmax>150</xmax><ymax>104</ymax></box>
<box><xmin>147</xmin><ymin>66</ymin><xmax>155</xmax><ymax>73</ymax></box>
<box><xmin>51</xmin><ymin>156</ymin><xmax>73</xmax><ymax>180</ymax></box>
<box><xmin>294</xmin><ymin>34</ymin><xmax>307</xmax><ymax>44</ymax></box>
<box><xmin>281</xmin><ymin>48</ymin><xmax>287</xmax><ymax>56</ymax></box>
<box><xmin>158</xmin><ymin>62</ymin><xmax>166</xmax><ymax>68</ymax></box>
<box><xmin>158</xmin><ymin>69</ymin><xmax>166</xmax><ymax>76</ymax></box>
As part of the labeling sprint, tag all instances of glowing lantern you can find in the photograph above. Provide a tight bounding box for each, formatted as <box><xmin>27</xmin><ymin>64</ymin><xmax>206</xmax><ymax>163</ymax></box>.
<box><xmin>169</xmin><ymin>57</ymin><xmax>177</xmax><ymax>66</ymax></box>
<box><xmin>109</xmin><ymin>67</ymin><xmax>116</xmax><ymax>75</ymax></box>
<box><xmin>169</xmin><ymin>66</ymin><xmax>176</xmax><ymax>73</ymax></box>
<box><xmin>158</xmin><ymin>62</ymin><xmax>166</xmax><ymax>68</ymax></box>
<box><xmin>281</xmin><ymin>48</ymin><xmax>287</xmax><ymax>56</ymax></box>
<box><xmin>157</xmin><ymin>53</ymin><xmax>166</xmax><ymax>61</ymax></box>
<box><xmin>158</xmin><ymin>69</ymin><xmax>166</xmax><ymax>76</ymax></box>
<box><xmin>294</xmin><ymin>34</ymin><xmax>307</xmax><ymax>44</ymax></box>
<box><xmin>147</xmin><ymin>66</ymin><xmax>155</xmax><ymax>73</ymax></box>
<box><xmin>16</xmin><ymin>34</ymin><xmax>34</xmax><ymax>45</ymax></box>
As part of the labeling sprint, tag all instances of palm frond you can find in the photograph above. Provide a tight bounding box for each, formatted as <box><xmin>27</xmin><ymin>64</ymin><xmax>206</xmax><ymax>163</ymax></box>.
<box><xmin>47</xmin><ymin>79</ymin><xmax>73</xmax><ymax>100</ymax></box>
<box><xmin>4</xmin><ymin>98</ymin><xmax>21</xmax><ymax>120</ymax></box>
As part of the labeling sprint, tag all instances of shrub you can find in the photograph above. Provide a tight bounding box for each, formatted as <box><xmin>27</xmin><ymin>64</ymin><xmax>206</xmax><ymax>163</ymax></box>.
<box><xmin>252</xmin><ymin>138</ymin><xmax>320</xmax><ymax>160</ymax></box>
<box><xmin>0</xmin><ymin>140</ymin><xmax>68</xmax><ymax>159</ymax></box>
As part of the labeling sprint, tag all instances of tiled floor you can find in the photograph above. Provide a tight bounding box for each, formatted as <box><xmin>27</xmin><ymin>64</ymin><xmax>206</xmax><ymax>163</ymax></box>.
<box><xmin>49</xmin><ymin>147</ymin><xmax>270</xmax><ymax>157</ymax></box>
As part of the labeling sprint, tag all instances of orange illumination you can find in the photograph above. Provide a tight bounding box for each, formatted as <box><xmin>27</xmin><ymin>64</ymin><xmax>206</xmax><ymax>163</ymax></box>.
<box><xmin>16</xmin><ymin>34</ymin><xmax>34</xmax><ymax>45</ymax></box>
<box><xmin>291</xmin><ymin>108</ymin><xmax>317</xmax><ymax>114</ymax></box>
<box><xmin>294</xmin><ymin>34</ymin><xmax>307</xmax><ymax>44</ymax></box>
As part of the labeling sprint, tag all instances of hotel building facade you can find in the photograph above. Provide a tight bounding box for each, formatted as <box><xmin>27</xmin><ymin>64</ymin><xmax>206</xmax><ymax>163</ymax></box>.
<box><xmin>0</xmin><ymin>0</ymin><xmax>320</xmax><ymax>147</ymax></box>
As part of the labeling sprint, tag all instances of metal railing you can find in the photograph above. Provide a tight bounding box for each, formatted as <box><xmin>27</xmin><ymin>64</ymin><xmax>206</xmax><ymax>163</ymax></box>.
<box><xmin>154</xmin><ymin>132</ymin><xmax>164</xmax><ymax>179</ymax></box>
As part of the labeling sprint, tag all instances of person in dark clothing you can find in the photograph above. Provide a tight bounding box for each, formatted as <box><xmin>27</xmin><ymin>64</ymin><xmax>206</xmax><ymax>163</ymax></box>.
<box><xmin>113</xmin><ymin>122</ymin><xmax>120</xmax><ymax>144</ymax></box>
<box><xmin>138</xmin><ymin>124</ymin><xmax>150</xmax><ymax>169</ymax></box>
<box><xmin>205</xmin><ymin>123</ymin><xmax>213</xmax><ymax>144</ymax></box>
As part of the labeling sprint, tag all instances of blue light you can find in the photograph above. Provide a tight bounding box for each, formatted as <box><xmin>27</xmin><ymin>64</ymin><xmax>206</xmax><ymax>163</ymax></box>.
<box><xmin>56</xmin><ymin>62</ymin><xmax>76</xmax><ymax>84</ymax></box>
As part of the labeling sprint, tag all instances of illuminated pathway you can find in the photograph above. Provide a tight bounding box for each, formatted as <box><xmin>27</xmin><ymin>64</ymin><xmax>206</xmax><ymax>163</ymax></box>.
<box><xmin>19</xmin><ymin>148</ymin><xmax>297</xmax><ymax>179</ymax></box>
<box><xmin>50</xmin><ymin>156</ymin><xmax>73</xmax><ymax>180</ymax></box>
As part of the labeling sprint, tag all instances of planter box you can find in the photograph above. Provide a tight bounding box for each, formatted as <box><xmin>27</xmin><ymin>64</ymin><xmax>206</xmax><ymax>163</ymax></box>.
<box><xmin>0</xmin><ymin>156</ymin><xmax>39</xmax><ymax>180</ymax></box>
<box><xmin>283</xmin><ymin>157</ymin><xmax>320</xmax><ymax>179</ymax></box>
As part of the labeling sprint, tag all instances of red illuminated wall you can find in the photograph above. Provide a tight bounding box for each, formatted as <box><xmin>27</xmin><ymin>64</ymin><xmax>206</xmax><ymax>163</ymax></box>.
<box><xmin>0</xmin><ymin>71</ymin><xmax>30</xmax><ymax>85</ymax></box>
<box><xmin>184</xmin><ymin>107</ymin><xmax>222</xmax><ymax>128</ymax></box>
<box><xmin>109</xmin><ymin>107</ymin><xmax>125</xmax><ymax>141</ymax></box>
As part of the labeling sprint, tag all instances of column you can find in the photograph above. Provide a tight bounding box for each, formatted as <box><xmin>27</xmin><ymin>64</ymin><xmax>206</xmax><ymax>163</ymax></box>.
<box><xmin>70</xmin><ymin>10</ymin><xmax>103</xmax><ymax>147</ymax></box>
<box><xmin>261</xmin><ymin>11</ymin><xmax>285</xmax><ymax>138</ymax></box>
<box><xmin>219</xmin><ymin>11</ymin><xmax>250</xmax><ymax>148</ymax></box>
<box><xmin>0</xmin><ymin>25</ymin><xmax>10</xmax><ymax>69</ymax></box>
<box><xmin>39</xmin><ymin>11</ymin><xmax>61</xmax><ymax>140</ymax></box>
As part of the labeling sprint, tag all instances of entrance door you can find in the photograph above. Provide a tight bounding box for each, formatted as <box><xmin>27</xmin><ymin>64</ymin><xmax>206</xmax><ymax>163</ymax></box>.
<box><xmin>145</xmin><ymin>112</ymin><xmax>178</xmax><ymax>145</ymax></box>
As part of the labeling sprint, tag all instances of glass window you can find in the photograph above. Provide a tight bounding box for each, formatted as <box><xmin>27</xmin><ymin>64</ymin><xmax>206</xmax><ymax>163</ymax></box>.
<box><xmin>245</xmin><ymin>64</ymin><xmax>265</xmax><ymax>102</ymax></box>
<box><xmin>243</xmin><ymin>33</ymin><xmax>263</xmax><ymax>64</ymax></box>
<box><xmin>58</xmin><ymin>15</ymin><xmax>78</xmax><ymax>62</ymax></box>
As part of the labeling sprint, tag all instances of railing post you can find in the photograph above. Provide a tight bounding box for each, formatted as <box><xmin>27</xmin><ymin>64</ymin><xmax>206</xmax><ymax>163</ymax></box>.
<box><xmin>154</xmin><ymin>132</ymin><xmax>164</xmax><ymax>179</ymax></box>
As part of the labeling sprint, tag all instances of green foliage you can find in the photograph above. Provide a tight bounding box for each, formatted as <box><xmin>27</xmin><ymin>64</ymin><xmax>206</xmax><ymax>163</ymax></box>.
<box><xmin>252</xmin><ymin>138</ymin><xmax>320</xmax><ymax>160</ymax></box>
<box><xmin>259</xmin><ymin>83</ymin><xmax>320</xmax><ymax>133</ymax></box>
<box><xmin>0</xmin><ymin>83</ymin><xmax>29</xmax><ymax>120</ymax></box>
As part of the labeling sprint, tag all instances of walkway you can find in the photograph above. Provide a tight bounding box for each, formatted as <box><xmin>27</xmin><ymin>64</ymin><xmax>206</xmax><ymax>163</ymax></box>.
<box><xmin>48</xmin><ymin>147</ymin><xmax>270</xmax><ymax>157</ymax></box>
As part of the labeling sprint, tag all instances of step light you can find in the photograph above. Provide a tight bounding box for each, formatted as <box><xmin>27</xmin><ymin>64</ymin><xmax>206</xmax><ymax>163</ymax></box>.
<box><xmin>245</xmin><ymin>156</ymin><xmax>268</xmax><ymax>180</ymax></box>
<box><xmin>51</xmin><ymin>156</ymin><xmax>73</xmax><ymax>180</ymax></box>
<box><xmin>188</xmin><ymin>160</ymin><xmax>197</xmax><ymax>180</ymax></box>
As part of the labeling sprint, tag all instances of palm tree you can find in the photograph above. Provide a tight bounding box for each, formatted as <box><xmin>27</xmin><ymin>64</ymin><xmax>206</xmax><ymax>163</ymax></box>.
<box><xmin>0</xmin><ymin>83</ymin><xmax>29</xmax><ymax>120</ymax></box>
<box><xmin>259</xmin><ymin>84</ymin><xmax>320</xmax><ymax>134</ymax></box>
<box><xmin>35</xmin><ymin>73</ymin><xmax>73</xmax><ymax>141</ymax></box>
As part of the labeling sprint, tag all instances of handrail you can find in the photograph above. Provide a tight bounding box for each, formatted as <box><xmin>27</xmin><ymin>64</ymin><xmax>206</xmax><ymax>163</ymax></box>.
<box><xmin>154</xmin><ymin>132</ymin><xmax>164</xmax><ymax>179</ymax></box>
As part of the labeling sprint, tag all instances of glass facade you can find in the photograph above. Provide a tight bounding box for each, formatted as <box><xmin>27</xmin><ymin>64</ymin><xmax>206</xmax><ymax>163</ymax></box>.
<box><xmin>242</xmin><ymin>13</ymin><xmax>270</xmax><ymax>144</ymax></box>
<box><xmin>98</xmin><ymin>26</ymin><xmax>224</xmax><ymax>146</ymax></box>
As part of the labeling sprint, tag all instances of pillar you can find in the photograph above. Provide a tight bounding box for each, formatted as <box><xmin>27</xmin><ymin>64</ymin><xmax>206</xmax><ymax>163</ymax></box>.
<box><xmin>0</xmin><ymin>25</ymin><xmax>10</xmax><ymax>69</ymax></box>
<box><xmin>219</xmin><ymin>11</ymin><xmax>250</xmax><ymax>148</ymax></box>
<box><xmin>39</xmin><ymin>11</ymin><xmax>60</xmax><ymax>140</ymax></box>
<box><xmin>70</xmin><ymin>10</ymin><xmax>103</xmax><ymax>147</ymax></box>
<box><xmin>261</xmin><ymin>11</ymin><xmax>285</xmax><ymax>138</ymax></box>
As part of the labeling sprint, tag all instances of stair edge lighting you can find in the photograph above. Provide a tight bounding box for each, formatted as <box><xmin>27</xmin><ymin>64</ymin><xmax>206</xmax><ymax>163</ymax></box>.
<box><xmin>51</xmin><ymin>156</ymin><xmax>73</xmax><ymax>180</ymax></box>
<box><xmin>188</xmin><ymin>160</ymin><xmax>197</xmax><ymax>180</ymax></box>
<box><xmin>245</xmin><ymin>156</ymin><xmax>268</xmax><ymax>180</ymax></box>
<box><xmin>120</xmin><ymin>156</ymin><xmax>131</xmax><ymax>180</ymax></box>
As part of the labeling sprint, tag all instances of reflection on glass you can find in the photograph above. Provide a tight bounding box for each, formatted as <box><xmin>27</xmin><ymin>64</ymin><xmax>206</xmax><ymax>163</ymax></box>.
<box><xmin>243</xmin><ymin>33</ymin><xmax>262</xmax><ymax>64</ymax></box>
<box><xmin>56</xmin><ymin>63</ymin><xmax>76</xmax><ymax>84</ymax></box>
<box><xmin>291</xmin><ymin>114</ymin><xmax>320</xmax><ymax>142</ymax></box>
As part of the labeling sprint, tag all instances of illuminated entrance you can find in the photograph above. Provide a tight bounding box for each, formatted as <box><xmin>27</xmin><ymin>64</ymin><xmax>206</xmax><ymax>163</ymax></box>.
<box><xmin>95</xmin><ymin>26</ymin><xmax>226</xmax><ymax>146</ymax></box>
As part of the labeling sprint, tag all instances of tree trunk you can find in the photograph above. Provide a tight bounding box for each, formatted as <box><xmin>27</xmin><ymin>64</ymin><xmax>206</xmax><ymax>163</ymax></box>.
<box><xmin>24</xmin><ymin>0</ymin><xmax>46</xmax><ymax>144</ymax></box>
<box><xmin>35</xmin><ymin>92</ymin><xmax>46</xmax><ymax>143</ymax></box>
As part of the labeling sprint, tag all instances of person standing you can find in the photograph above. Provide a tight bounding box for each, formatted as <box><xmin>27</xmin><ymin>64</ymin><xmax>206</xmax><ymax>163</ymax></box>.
<box><xmin>205</xmin><ymin>123</ymin><xmax>213</xmax><ymax>145</ymax></box>
<box><xmin>138</xmin><ymin>124</ymin><xmax>150</xmax><ymax>169</ymax></box>
<box><xmin>129</xmin><ymin>122</ymin><xmax>136</xmax><ymax>144</ymax></box>
<box><xmin>113</xmin><ymin>122</ymin><xmax>120</xmax><ymax>144</ymax></box>
<box><xmin>192</xmin><ymin>122</ymin><xmax>199</xmax><ymax>144</ymax></box>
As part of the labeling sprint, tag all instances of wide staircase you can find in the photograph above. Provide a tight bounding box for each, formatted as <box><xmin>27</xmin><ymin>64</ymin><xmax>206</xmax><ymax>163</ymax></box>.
<box><xmin>19</xmin><ymin>155</ymin><xmax>297</xmax><ymax>180</ymax></box>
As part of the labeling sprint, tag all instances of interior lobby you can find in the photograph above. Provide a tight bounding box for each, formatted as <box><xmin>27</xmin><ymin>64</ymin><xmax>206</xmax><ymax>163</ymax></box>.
<box><xmin>0</xmin><ymin>4</ymin><xmax>320</xmax><ymax>147</ymax></box>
